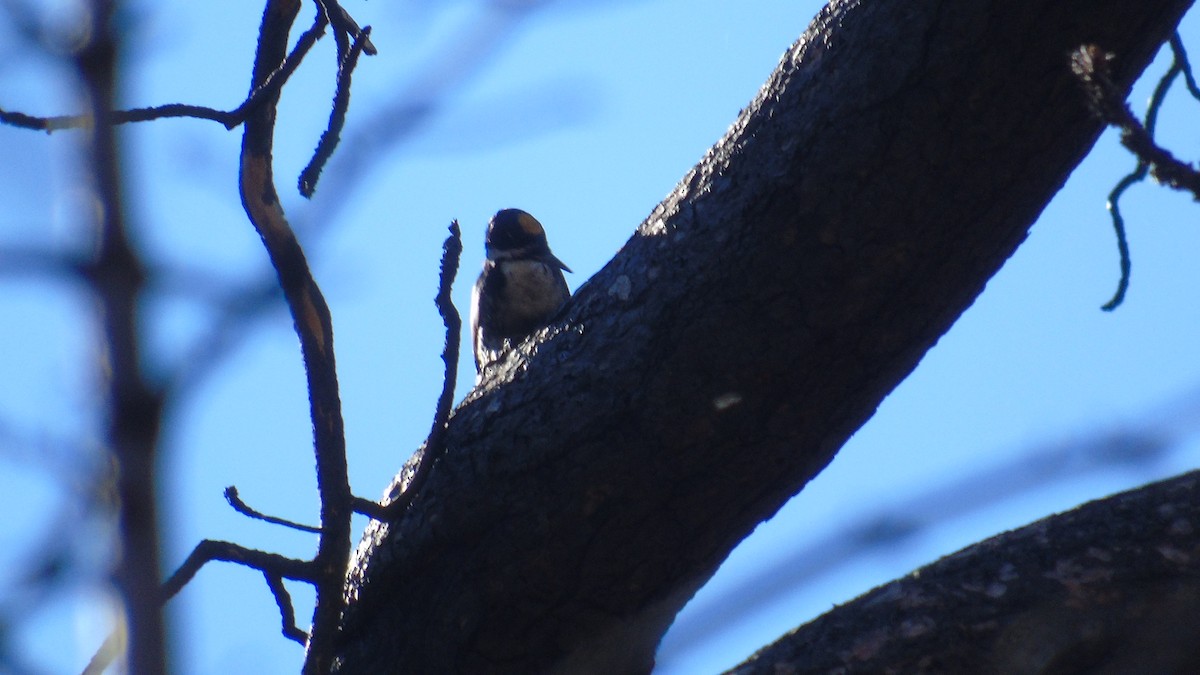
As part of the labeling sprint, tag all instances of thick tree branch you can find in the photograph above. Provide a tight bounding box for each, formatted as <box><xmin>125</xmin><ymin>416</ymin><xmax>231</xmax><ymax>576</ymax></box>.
<box><xmin>729</xmin><ymin>469</ymin><xmax>1200</xmax><ymax>673</ymax></box>
<box><xmin>333</xmin><ymin>0</ymin><xmax>1194</xmax><ymax>672</ymax></box>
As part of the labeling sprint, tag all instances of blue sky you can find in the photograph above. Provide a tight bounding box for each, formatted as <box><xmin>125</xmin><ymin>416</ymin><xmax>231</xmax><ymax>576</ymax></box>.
<box><xmin>3</xmin><ymin>1</ymin><xmax>1200</xmax><ymax>673</ymax></box>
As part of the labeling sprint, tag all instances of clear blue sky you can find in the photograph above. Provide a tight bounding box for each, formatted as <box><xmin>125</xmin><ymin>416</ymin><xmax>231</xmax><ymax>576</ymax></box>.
<box><xmin>3</xmin><ymin>1</ymin><xmax>1200</xmax><ymax>673</ymax></box>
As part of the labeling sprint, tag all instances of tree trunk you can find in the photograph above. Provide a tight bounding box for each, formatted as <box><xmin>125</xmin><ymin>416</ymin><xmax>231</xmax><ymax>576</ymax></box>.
<box><xmin>332</xmin><ymin>0</ymin><xmax>1194</xmax><ymax>672</ymax></box>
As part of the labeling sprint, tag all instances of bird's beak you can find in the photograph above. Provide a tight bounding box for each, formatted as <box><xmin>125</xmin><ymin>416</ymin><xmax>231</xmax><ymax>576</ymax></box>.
<box><xmin>545</xmin><ymin>252</ymin><xmax>572</xmax><ymax>273</ymax></box>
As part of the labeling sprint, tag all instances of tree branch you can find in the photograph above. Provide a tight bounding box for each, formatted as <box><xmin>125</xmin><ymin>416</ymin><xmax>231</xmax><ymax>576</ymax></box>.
<box><xmin>0</xmin><ymin>9</ymin><xmax>329</xmax><ymax>133</ymax></box>
<box><xmin>75</xmin><ymin>1</ymin><xmax>168</xmax><ymax>672</ymax></box>
<box><xmin>1072</xmin><ymin>38</ymin><xmax>1200</xmax><ymax>309</ymax></box>
<box><xmin>361</xmin><ymin>221</ymin><xmax>463</xmax><ymax>521</ymax></box>
<box><xmin>237</xmin><ymin>1</ymin><xmax>353</xmax><ymax>672</ymax></box>
<box><xmin>729</xmin><ymin>469</ymin><xmax>1200</xmax><ymax>673</ymax></box>
<box><xmin>162</xmin><ymin>539</ymin><xmax>316</xmax><ymax>601</ymax></box>
<box><xmin>225</xmin><ymin>486</ymin><xmax>322</xmax><ymax>534</ymax></box>
<box><xmin>298</xmin><ymin>24</ymin><xmax>373</xmax><ymax>197</ymax></box>
<box><xmin>264</xmin><ymin>571</ymin><xmax>310</xmax><ymax>644</ymax></box>
<box><xmin>87</xmin><ymin>537</ymin><xmax>317</xmax><ymax>675</ymax></box>
<box><xmin>332</xmin><ymin>1</ymin><xmax>1195</xmax><ymax>671</ymax></box>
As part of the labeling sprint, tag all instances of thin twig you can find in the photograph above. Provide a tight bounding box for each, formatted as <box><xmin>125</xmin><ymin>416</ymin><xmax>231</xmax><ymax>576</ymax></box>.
<box><xmin>0</xmin><ymin>9</ymin><xmax>328</xmax><ymax>133</ymax></box>
<box><xmin>225</xmin><ymin>486</ymin><xmax>322</xmax><ymax>533</ymax></box>
<box><xmin>162</xmin><ymin>539</ymin><xmax>317</xmax><ymax>602</ymax></box>
<box><xmin>1102</xmin><ymin>173</ymin><xmax>1141</xmax><ymax>310</ymax></box>
<box><xmin>318</xmin><ymin>0</ymin><xmax>378</xmax><ymax>58</ymax></box>
<box><xmin>299</xmin><ymin>25</ymin><xmax>373</xmax><ymax>197</ymax></box>
<box><xmin>226</xmin><ymin>9</ymin><xmax>331</xmax><ymax>126</ymax></box>
<box><xmin>264</xmin><ymin>571</ymin><xmax>310</xmax><ymax>644</ymax></box>
<box><xmin>1072</xmin><ymin>42</ymin><xmax>1200</xmax><ymax>309</ymax></box>
<box><xmin>85</xmin><ymin>536</ymin><xmax>318</xmax><ymax>674</ymax></box>
<box><xmin>1169</xmin><ymin>34</ymin><xmax>1200</xmax><ymax>100</ymax></box>
<box><xmin>370</xmin><ymin>221</ymin><xmax>463</xmax><ymax>521</ymax></box>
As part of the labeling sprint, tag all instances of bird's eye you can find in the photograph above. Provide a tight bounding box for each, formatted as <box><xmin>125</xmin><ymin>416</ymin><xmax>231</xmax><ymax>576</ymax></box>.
<box><xmin>517</xmin><ymin>212</ymin><xmax>545</xmax><ymax>237</ymax></box>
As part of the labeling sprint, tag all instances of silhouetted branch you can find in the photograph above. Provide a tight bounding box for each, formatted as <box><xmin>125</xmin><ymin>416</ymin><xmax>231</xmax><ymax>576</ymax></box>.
<box><xmin>352</xmin><ymin>495</ymin><xmax>388</xmax><ymax>520</ymax></box>
<box><xmin>85</xmin><ymin>532</ymin><xmax>320</xmax><ymax>673</ymax></box>
<box><xmin>1170</xmin><ymin>33</ymin><xmax>1200</xmax><ymax>99</ymax></box>
<box><xmin>237</xmin><ymin>1</ymin><xmax>354</xmax><ymax>671</ymax></box>
<box><xmin>7</xmin><ymin>0</ymin><xmax>376</xmax><ymax>671</ymax></box>
<box><xmin>299</xmin><ymin>25</ymin><xmax>373</xmax><ymax>197</ymax></box>
<box><xmin>163</xmin><ymin>539</ymin><xmax>316</xmax><ymax>601</ymax></box>
<box><xmin>0</xmin><ymin>10</ymin><xmax>330</xmax><ymax>133</ymax></box>
<box><xmin>1072</xmin><ymin>39</ymin><xmax>1200</xmax><ymax>309</ymax></box>
<box><xmin>400</xmin><ymin>221</ymin><xmax>463</xmax><ymax>506</ymax></box>
<box><xmin>290</xmin><ymin>3</ymin><xmax>552</xmax><ymax>236</ymax></box>
<box><xmin>359</xmin><ymin>220</ymin><xmax>463</xmax><ymax>521</ymax></box>
<box><xmin>225</xmin><ymin>486</ymin><xmax>322</xmax><ymax>533</ymax></box>
<box><xmin>1076</xmin><ymin>44</ymin><xmax>1200</xmax><ymax>199</ymax></box>
<box><xmin>318</xmin><ymin>0</ymin><xmax>378</xmax><ymax>59</ymax></box>
<box><xmin>264</xmin><ymin>572</ymin><xmax>310</xmax><ymax>644</ymax></box>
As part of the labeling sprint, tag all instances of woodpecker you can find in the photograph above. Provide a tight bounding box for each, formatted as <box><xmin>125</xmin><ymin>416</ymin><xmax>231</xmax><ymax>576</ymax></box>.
<box><xmin>470</xmin><ymin>208</ymin><xmax>572</xmax><ymax>373</ymax></box>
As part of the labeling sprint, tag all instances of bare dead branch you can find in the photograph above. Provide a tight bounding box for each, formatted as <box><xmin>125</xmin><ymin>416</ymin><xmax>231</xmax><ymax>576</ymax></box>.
<box><xmin>8</xmin><ymin>0</ymin><xmax>376</xmax><ymax>671</ymax></box>
<box><xmin>162</xmin><ymin>539</ymin><xmax>317</xmax><ymax>602</ymax></box>
<box><xmin>84</xmin><ymin>536</ymin><xmax>318</xmax><ymax>675</ymax></box>
<box><xmin>290</xmin><ymin>4</ymin><xmax>549</xmax><ymax>235</ymax></box>
<box><xmin>237</xmin><ymin>1</ymin><xmax>354</xmax><ymax>671</ymax></box>
<box><xmin>1074</xmin><ymin>45</ymin><xmax>1200</xmax><ymax>198</ymax></box>
<box><xmin>0</xmin><ymin>7</ymin><xmax>328</xmax><ymax>133</ymax></box>
<box><xmin>298</xmin><ymin>25</ymin><xmax>373</xmax><ymax>197</ymax></box>
<box><xmin>351</xmin><ymin>495</ymin><xmax>388</xmax><ymax>520</ymax></box>
<box><xmin>369</xmin><ymin>221</ymin><xmax>463</xmax><ymax>521</ymax></box>
<box><xmin>324</xmin><ymin>0</ymin><xmax>374</xmax><ymax>55</ymax></box>
<box><xmin>1072</xmin><ymin>39</ymin><xmax>1200</xmax><ymax>309</ymax></box>
<box><xmin>225</xmin><ymin>486</ymin><xmax>322</xmax><ymax>533</ymax></box>
<box><xmin>1168</xmin><ymin>33</ymin><xmax>1200</xmax><ymax>100</ymax></box>
<box><xmin>316</xmin><ymin>0</ymin><xmax>377</xmax><ymax>59</ymax></box>
<box><xmin>431</xmin><ymin>219</ymin><xmax>464</xmax><ymax>446</ymax></box>
<box><xmin>264</xmin><ymin>571</ymin><xmax>310</xmax><ymax>644</ymax></box>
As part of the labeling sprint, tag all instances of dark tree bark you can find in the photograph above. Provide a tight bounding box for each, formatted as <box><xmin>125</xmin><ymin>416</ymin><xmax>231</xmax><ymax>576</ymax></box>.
<box><xmin>729</xmin><ymin>470</ymin><xmax>1200</xmax><ymax>674</ymax></box>
<box><xmin>333</xmin><ymin>0</ymin><xmax>1194</xmax><ymax>672</ymax></box>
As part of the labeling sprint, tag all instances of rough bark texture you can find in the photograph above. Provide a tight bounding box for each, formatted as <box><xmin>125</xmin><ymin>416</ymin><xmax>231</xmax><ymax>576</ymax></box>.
<box><xmin>729</xmin><ymin>470</ymin><xmax>1200</xmax><ymax>674</ymax></box>
<box><xmin>333</xmin><ymin>0</ymin><xmax>1194</xmax><ymax>672</ymax></box>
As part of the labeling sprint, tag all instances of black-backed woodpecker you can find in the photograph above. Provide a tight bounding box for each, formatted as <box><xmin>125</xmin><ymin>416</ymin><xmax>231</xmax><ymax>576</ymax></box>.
<box><xmin>470</xmin><ymin>208</ymin><xmax>572</xmax><ymax>373</ymax></box>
